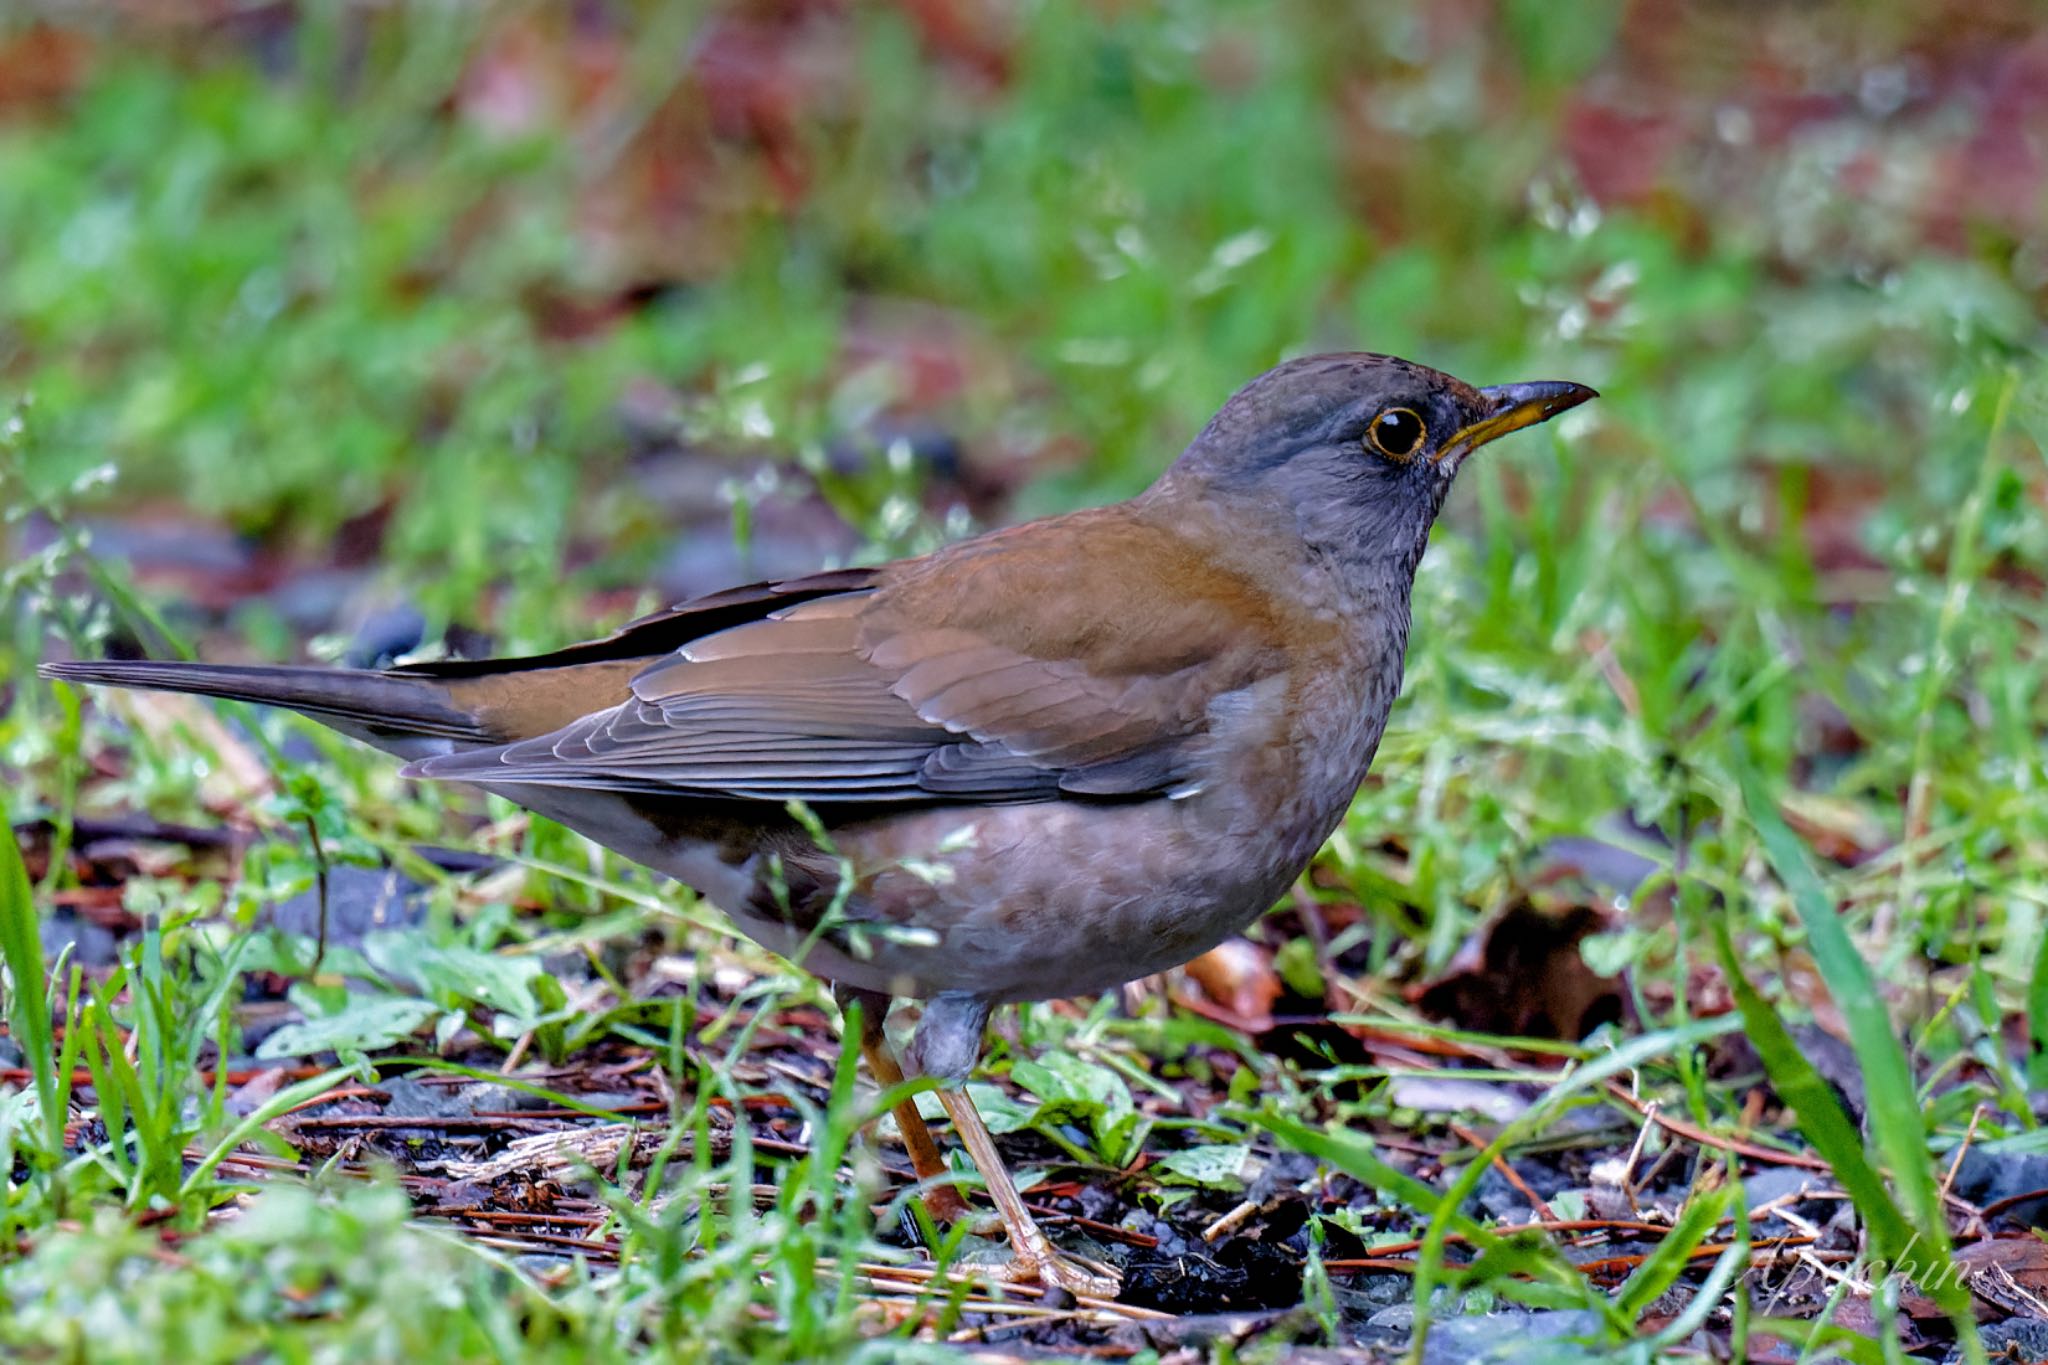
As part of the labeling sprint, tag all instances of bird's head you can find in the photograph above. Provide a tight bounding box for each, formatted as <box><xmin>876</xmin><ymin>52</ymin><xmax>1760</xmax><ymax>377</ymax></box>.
<box><xmin>1164</xmin><ymin>352</ymin><xmax>1597</xmax><ymax>568</ymax></box>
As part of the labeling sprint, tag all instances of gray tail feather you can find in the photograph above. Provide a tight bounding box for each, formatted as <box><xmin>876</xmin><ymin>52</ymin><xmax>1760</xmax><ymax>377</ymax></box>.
<box><xmin>38</xmin><ymin>658</ymin><xmax>489</xmax><ymax>744</ymax></box>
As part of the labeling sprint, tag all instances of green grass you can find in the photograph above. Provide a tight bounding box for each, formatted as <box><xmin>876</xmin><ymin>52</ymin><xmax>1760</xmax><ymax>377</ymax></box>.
<box><xmin>4</xmin><ymin>3</ymin><xmax>2047</xmax><ymax>1360</ymax></box>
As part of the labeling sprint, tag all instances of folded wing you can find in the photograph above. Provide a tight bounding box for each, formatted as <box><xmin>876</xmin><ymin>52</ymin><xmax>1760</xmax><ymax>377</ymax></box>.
<box><xmin>405</xmin><ymin>511</ymin><xmax>1299</xmax><ymax>805</ymax></box>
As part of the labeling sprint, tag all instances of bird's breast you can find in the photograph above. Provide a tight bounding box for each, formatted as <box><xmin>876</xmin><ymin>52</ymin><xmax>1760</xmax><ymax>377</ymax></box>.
<box><xmin>779</xmin><ymin>641</ymin><xmax>1407</xmax><ymax>1004</ymax></box>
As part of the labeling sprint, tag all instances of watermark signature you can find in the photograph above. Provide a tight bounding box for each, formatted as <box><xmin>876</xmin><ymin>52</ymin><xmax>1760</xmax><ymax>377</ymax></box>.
<box><xmin>1747</xmin><ymin>1230</ymin><xmax>1998</xmax><ymax>1307</ymax></box>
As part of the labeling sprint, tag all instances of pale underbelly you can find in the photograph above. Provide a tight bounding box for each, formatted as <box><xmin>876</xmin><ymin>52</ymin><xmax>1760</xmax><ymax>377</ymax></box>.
<box><xmin>492</xmin><ymin>782</ymin><xmax>1334</xmax><ymax>1004</ymax></box>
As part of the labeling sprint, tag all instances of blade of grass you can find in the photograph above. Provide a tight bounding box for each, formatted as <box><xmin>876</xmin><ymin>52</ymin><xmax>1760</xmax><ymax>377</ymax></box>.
<box><xmin>1404</xmin><ymin>1015</ymin><xmax>1741</xmax><ymax>1356</ymax></box>
<box><xmin>1901</xmin><ymin>370</ymin><xmax>2016</xmax><ymax>856</ymax></box>
<box><xmin>2028</xmin><ymin>932</ymin><xmax>2048</xmax><ymax>1089</ymax></box>
<box><xmin>1733</xmin><ymin>759</ymin><xmax>1981</xmax><ymax>1354</ymax></box>
<box><xmin>1753</xmin><ymin>1318</ymin><xmax>1888</xmax><ymax>1365</ymax></box>
<box><xmin>182</xmin><ymin>1063</ymin><xmax>366</xmax><ymax>1196</ymax></box>
<box><xmin>1638</xmin><ymin>1171</ymin><xmax>1744</xmax><ymax>1351</ymax></box>
<box><xmin>1612</xmin><ymin>1168</ymin><xmax>1732</xmax><ymax>1324</ymax></box>
<box><xmin>1249</xmin><ymin>1110</ymin><xmax>1507</xmax><ymax>1249</ymax></box>
<box><xmin>0</xmin><ymin>794</ymin><xmax>64</xmax><ymax>1165</ymax></box>
<box><xmin>1712</xmin><ymin>914</ymin><xmax>1908</xmax><ymax>1257</ymax></box>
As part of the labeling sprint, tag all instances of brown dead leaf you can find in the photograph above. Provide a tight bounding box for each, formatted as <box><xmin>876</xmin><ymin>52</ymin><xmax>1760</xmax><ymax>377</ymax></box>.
<box><xmin>1414</xmin><ymin>899</ymin><xmax>1625</xmax><ymax>1041</ymax></box>
<box><xmin>224</xmin><ymin>1066</ymin><xmax>291</xmax><ymax>1118</ymax></box>
<box><xmin>1179</xmin><ymin>938</ymin><xmax>1282</xmax><ymax>1033</ymax></box>
<box><xmin>1900</xmin><ymin>1236</ymin><xmax>2048</xmax><ymax>1322</ymax></box>
<box><xmin>1956</xmin><ymin>1237</ymin><xmax>2048</xmax><ymax>1319</ymax></box>
<box><xmin>1778</xmin><ymin>791</ymin><xmax>1888</xmax><ymax>868</ymax></box>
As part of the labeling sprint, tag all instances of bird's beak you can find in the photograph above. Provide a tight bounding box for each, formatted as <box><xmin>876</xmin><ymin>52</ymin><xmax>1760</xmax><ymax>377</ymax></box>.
<box><xmin>1435</xmin><ymin>380</ymin><xmax>1599</xmax><ymax>467</ymax></box>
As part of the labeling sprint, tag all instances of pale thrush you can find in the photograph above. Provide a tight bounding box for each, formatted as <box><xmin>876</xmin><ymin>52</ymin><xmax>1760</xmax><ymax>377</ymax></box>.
<box><xmin>43</xmin><ymin>352</ymin><xmax>1596</xmax><ymax>1297</ymax></box>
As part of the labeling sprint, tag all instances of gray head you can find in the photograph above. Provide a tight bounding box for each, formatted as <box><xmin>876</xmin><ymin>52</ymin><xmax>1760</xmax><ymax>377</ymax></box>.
<box><xmin>1160</xmin><ymin>352</ymin><xmax>1596</xmax><ymax>570</ymax></box>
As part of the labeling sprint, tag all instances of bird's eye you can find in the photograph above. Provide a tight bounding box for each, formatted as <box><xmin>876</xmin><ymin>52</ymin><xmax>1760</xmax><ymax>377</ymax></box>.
<box><xmin>1366</xmin><ymin>407</ymin><xmax>1427</xmax><ymax>460</ymax></box>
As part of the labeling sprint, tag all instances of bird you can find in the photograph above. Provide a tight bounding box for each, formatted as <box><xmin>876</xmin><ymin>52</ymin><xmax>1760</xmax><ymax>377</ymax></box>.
<box><xmin>41</xmin><ymin>352</ymin><xmax>1595</xmax><ymax>1298</ymax></box>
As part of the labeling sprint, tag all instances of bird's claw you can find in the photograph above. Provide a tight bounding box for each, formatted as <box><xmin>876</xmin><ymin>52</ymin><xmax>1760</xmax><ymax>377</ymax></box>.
<box><xmin>987</xmin><ymin>1244</ymin><xmax>1121</xmax><ymax>1302</ymax></box>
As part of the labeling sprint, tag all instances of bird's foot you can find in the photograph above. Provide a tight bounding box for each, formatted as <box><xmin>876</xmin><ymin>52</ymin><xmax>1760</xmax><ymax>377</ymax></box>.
<box><xmin>988</xmin><ymin>1243</ymin><xmax>1121</xmax><ymax>1302</ymax></box>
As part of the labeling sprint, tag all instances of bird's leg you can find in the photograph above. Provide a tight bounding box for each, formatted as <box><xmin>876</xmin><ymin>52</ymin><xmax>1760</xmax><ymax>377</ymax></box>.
<box><xmin>833</xmin><ymin>985</ymin><xmax>971</xmax><ymax>1225</ymax></box>
<box><xmin>910</xmin><ymin>992</ymin><xmax>1121</xmax><ymax>1300</ymax></box>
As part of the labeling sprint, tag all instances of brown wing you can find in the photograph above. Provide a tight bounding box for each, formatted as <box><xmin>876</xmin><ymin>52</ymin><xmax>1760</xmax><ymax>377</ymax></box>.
<box><xmin>404</xmin><ymin>508</ymin><xmax>1304</xmax><ymax>805</ymax></box>
<box><xmin>391</xmin><ymin>567</ymin><xmax>884</xmax><ymax>745</ymax></box>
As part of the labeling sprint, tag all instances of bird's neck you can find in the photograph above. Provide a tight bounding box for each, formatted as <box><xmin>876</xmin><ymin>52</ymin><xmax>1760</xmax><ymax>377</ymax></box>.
<box><xmin>1138</xmin><ymin>470</ymin><xmax>1439</xmax><ymax>609</ymax></box>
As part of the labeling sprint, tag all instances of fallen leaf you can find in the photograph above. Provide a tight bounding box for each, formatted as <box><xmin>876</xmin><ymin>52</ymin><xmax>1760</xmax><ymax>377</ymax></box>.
<box><xmin>1181</xmin><ymin>938</ymin><xmax>1281</xmax><ymax>1032</ymax></box>
<box><xmin>1414</xmin><ymin>899</ymin><xmax>1626</xmax><ymax>1041</ymax></box>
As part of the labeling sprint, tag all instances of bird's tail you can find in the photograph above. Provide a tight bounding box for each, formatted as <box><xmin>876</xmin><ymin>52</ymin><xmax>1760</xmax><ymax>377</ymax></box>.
<box><xmin>38</xmin><ymin>658</ymin><xmax>491</xmax><ymax>753</ymax></box>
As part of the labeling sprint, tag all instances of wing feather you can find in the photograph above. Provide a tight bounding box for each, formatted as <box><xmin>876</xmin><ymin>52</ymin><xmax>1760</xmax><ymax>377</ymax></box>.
<box><xmin>407</xmin><ymin>511</ymin><xmax>1307</xmax><ymax>805</ymax></box>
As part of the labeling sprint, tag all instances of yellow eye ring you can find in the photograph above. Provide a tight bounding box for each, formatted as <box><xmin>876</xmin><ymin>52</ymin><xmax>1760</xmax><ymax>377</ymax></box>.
<box><xmin>1366</xmin><ymin>407</ymin><xmax>1427</xmax><ymax>460</ymax></box>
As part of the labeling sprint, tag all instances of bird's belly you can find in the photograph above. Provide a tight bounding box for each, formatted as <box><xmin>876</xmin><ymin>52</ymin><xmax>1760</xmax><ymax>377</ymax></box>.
<box><xmin>486</xmin><ymin>781</ymin><xmax>1345</xmax><ymax>1005</ymax></box>
<box><xmin>810</xmin><ymin>795</ymin><xmax>1330</xmax><ymax>1003</ymax></box>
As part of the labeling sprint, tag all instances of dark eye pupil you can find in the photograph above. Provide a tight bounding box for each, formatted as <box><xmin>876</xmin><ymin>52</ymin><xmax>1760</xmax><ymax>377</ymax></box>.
<box><xmin>1375</xmin><ymin>410</ymin><xmax>1422</xmax><ymax>455</ymax></box>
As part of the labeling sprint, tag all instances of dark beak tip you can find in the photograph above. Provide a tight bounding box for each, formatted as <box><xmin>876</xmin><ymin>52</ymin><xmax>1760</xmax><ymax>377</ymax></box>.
<box><xmin>1481</xmin><ymin>379</ymin><xmax>1600</xmax><ymax>419</ymax></box>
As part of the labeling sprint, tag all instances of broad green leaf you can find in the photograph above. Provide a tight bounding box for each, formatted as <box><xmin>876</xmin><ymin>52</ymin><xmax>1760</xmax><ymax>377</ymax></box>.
<box><xmin>257</xmin><ymin>995</ymin><xmax>441</xmax><ymax>1059</ymax></box>
<box><xmin>1156</xmin><ymin>1142</ymin><xmax>1252</xmax><ymax>1189</ymax></box>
